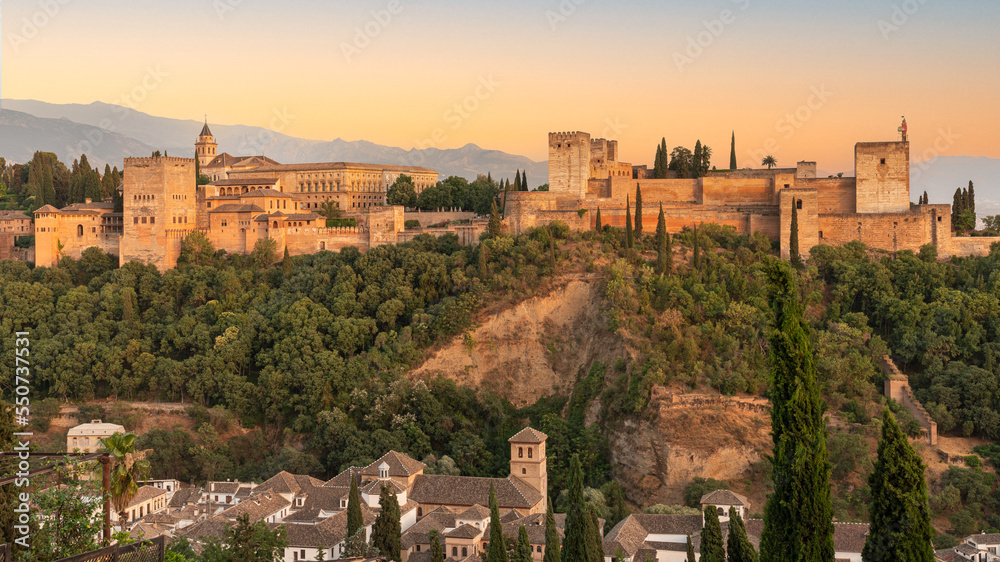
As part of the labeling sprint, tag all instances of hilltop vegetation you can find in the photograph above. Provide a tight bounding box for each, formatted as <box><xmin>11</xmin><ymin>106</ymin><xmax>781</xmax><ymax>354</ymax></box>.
<box><xmin>2</xmin><ymin>221</ymin><xmax>1000</xmax><ymax>537</ymax></box>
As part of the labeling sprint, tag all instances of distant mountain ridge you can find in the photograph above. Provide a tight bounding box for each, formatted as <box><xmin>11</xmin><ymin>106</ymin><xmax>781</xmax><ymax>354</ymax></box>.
<box><xmin>0</xmin><ymin>99</ymin><xmax>549</xmax><ymax>183</ymax></box>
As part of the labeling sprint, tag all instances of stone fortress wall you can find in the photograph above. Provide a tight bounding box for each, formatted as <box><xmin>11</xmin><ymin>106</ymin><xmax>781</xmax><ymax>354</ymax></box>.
<box><xmin>505</xmin><ymin>126</ymin><xmax>1000</xmax><ymax>259</ymax></box>
<box><xmin>880</xmin><ymin>356</ymin><xmax>938</xmax><ymax>445</ymax></box>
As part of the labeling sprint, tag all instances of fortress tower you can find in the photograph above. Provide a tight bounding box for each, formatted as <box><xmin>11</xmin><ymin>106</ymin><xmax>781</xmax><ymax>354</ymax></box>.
<box><xmin>196</xmin><ymin>121</ymin><xmax>218</xmax><ymax>168</ymax></box>
<box><xmin>120</xmin><ymin>156</ymin><xmax>197</xmax><ymax>270</ymax></box>
<box><xmin>508</xmin><ymin>427</ymin><xmax>548</xmax><ymax>510</ymax></box>
<box><xmin>548</xmin><ymin>132</ymin><xmax>590</xmax><ymax>199</ymax></box>
<box><xmin>854</xmin><ymin>118</ymin><xmax>910</xmax><ymax>214</ymax></box>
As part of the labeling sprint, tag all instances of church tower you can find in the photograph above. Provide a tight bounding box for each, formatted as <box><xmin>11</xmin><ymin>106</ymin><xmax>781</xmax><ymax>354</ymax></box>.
<box><xmin>196</xmin><ymin>120</ymin><xmax>217</xmax><ymax>167</ymax></box>
<box><xmin>509</xmin><ymin>427</ymin><xmax>548</xmax><ymax>507</ymax></box>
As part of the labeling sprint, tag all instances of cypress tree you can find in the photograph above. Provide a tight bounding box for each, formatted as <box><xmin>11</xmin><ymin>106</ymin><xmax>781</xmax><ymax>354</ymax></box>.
<box><xmin>861</xmin><ymin>409</ymin><xmax>935</xmax><ymax>562</ymax></box>
<box><xmin>282</xmin><ymin>246</ymin><xmax>293</xmax><ymax>278</ymax></box>
<box><xmin>587</xmin><ymin>504</ymin><xmax>603</xmax><ymax>562</ymax></box>
<box><xmin>562</xmin><ymin>454</ymin><xmax>588</xmax><ymax>562</ymax></box>
<box><xmin>693</xmin><ymin>141</ymin><xmax>703</xmax><ymax>179</ymax></box>
<box><xmin>549</xmin><ymin>226</ymin><xmax>557</xmax><ymax>269</ymax></box>
<box><xmin>727</xmin><ymin>507</ymin><xmax>758</xmax><ymax>562</ymax></box>
<box><xmin>968</xmin><ymin>180</ymin><xmax>976</xmax><ymax>225</ymax></box>
<box><xmin>654</xmin><ymin>144</ymin><xmax>663</xmax><ymax>179</ymax></box>
<box><xmin>686</xmin><ymin>533</ymin><xmax>696</xmax><ymax>562</ymax></box>
<box><xmin>655</xmin><ymin>203</ymin><xmax>666</xmax><ymax>246</ymax></box>
<box><xmin>487</xmin><ymin>482</ymin><xmax>509</xmax><ymax>562</ymax></box>
<box><xmin>730</xmin><ymin>131</ymin><xmax>738</xmax><ymax>170</ymax></box>
<box><xmin>664</xmin><ymin>231</ymin><xmax>673</xmax><ymax>275</ymax></box>
<box><xmin>41</xmin><ymin>165</ymin><xmax>55</xmax><ymax>207</ymax></box>
<box><xmin>759</xmin><ymin>261</ymin><xmax>834</xmax><ymax>562</ymax></box>
<box><xmin>479</xmin><ymin>244</ymin><xmax>490</xmax><ymax>280</ymax></box>
<box><xmin>952</xmin><ymin>187</ymin><xmax>964</xmax><ymax>224</ymax></box>
<box><xmin>659</xmin><ymin>139</ymin><xmax>668</xmax><ymax>178</ymax></box>
<box><xmin>514</xmin><ymin>525</ymin><xmax>532</xmax><ymax>562</ymax></box>
<box><xmin>430</xmin><ymin>529</ymin><xmax>444</xmax><ymax>562</ymax></box>
<box><xmin>488</xmin><ymin>199</ymin><xmax>503</xmax><ymax>239</ymax></box>
<box><xmin>487</xmin><ymin>171</ymin><xmax>493</xmax><ymax>185</ymax></box>
<box><xmin>346</xmin><ymin>476</ymin><xmax>363</xmax><ymax>541</ymax></box>
<box><xmin>521</xmin><ymin>170</ymin><xmax>528</xmax><ymax>191</ymax></box>
<box><xmin>373</xmin><ymin>483</ymin><xmax>401</xmax><ymax>561</ymax></box>
<box><xmin>657</xmin><ymin>228</ymin><xmax>669</xmax><ymax>275</ymax></box>
<box><xmin>514</xmin><ymin>170</ymin><xmax>521</xmax><ymax>192</ymax></box>
<box><xmin>543</xmin><ymin>499</ymin><xmax>561</xmax><ymax>562</ymax></box>
<box><xmin>634</xmin><ymin>183</ymin><xmax>643</xmax><ymax>239</ymax></box>
<box><xmin>624</xmin><ymin>196</ymin><xmax>633</xmax><ymax>249</ymax></box>
<box><xmin>595</xmin><ymin>207</ymin><xmax>603</xmax><ymax>231</ymax></box>
<box><xmin>789</xmin><ymin>199</ymin><xmax>801</xmax><ymax>268</ymax></box>
<box><xmin>691</xmin><ymin>224</ymin><xmax>700</xmax><ymax>270</ymax></box>
<box><xmin>700</xmin><ymin>506</ymin><xmax>725</xmax><ymax>562</ymax></box>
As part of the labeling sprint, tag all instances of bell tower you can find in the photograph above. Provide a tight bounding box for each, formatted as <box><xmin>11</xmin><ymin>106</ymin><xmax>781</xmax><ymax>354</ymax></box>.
<box><xmin>509</xmin><ymin>427</ymin><xmax>548</xmax><ymax>507</ymax></box>
<box><xmin>196</xmin><ymin>118</ymin><xmax>217</xmax><ymax>167</ymax></box>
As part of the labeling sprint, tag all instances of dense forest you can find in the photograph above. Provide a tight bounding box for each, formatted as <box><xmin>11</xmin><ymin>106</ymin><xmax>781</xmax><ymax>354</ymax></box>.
<box><xmin>1</xmin><ymin>215</ymin><xmax>999</xmax><ymax>539</ymax></box>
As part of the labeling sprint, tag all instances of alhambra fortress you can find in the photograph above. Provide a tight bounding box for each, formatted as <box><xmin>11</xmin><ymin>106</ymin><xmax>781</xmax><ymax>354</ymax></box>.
<box><xmin>8</xmin><ymin>120</ymin><xmax>997</xmax><ymax>270</ymax></box>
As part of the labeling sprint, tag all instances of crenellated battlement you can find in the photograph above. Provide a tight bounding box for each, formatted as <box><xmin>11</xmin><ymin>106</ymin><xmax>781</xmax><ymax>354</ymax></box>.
<box><xmin>125</xmin><ymin>156</ymin><xmax>196</xmax><ymax>167</ymax></box>
<box><xmin>549</xmin><ymin>131</ymin><xmax>589</xmax><ymax>142</ymax></box>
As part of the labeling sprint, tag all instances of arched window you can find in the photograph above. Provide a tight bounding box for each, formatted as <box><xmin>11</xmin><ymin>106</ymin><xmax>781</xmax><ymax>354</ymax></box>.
<box><xmin>528</xmin><ymin>447</ymin><xmax>533</xmax><ymax>459</ymax></box>
<box><xmin>273</xmin><ymin>221</ymin><xmax>278</xmax><ymax>228</ymax></box>
<box><xmin>77</xmin><ymin>224</ymin><xmax>83</xmax><ymax>236</ymax></box>
<box><xmin>462</xmin><ymin>547</ymin><xmax>468</xmax><ymax>557</ymax></box>
<box><xmin>718</xmin><ymin>507</ymin><xmax>725</xmax><ymax>516</ymax></box>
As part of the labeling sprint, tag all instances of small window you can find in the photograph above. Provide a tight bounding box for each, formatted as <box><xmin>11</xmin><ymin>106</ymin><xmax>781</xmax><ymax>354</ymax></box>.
<box><xmin>818</xmin><ymin>231</ymin><xmax>823</xmax><ymax>238</ymax></box>
<box><xmin>463</xmin><ymin>547</ymin><xmax>468</xmax><ymax>557</ymax></box>
<box><xmin>938</xmin><ymin>217</ymin><xmax>942</xmax><ymax>222</ymax></box>
<box><xmin>518</xmin><ymin>447</ymin><xmax>523</xmax><ymax>458</ymax></box>
<box><xmin>796</xmin><ymin>200</ymin><xmax>802</xmax><ymax>210</ymax></box>
<box><xmin>522</xmin><ymin>468</ymin><xmax>526</xmax><ymax>475</ymax></box>
<box><xmin>528</xmin><ymin>447</ymin><xmax>533</xmax><ymax>459</ymax></box>
<box><xmin>718</xmin><ymin>507</ymin><xmax>725</xmax><ymax>516</ymax></box>
<box><xmin>150</xmin><ymin>217</ymin><xmax>155</xmax><ymax>224</ymax></box>
<box><xmin>453</xmin><ymin>547</ymin><xmax>458</xmax><ymax>556</ymax></box>
<box><xmin>141</xmin><ymin>217</ymin><xmax>147</xmax><ymax>224</ymax></box>
<box><xmin>880</xmin><ymin>158</ymin><xmax>886</xmax><ymax>165</ymax></box>
<box><xmin>77</xmin><ymin>224</ymin><xmax>83</xmax><ymax>236</ymax></box>
<box><xmin>417</xmin><ymin>507</ymin><xmax>423</xmax><ymax>517</ymax></box>
<box><xmin>784</xmin><ymin>184</ymin><xmax>790</xmax><ymax>188</ymax></box>
<box><xmin>300</xmin><ymin>550</ymin><xmax>305</xmax><ymax>558</ymax></box>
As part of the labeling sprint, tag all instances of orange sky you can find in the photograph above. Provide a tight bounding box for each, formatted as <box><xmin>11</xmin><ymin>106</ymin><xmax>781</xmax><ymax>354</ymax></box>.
<box><xmin>3</xmin><ymin>0</ymin><xmax>998</xmax><ymax>172</ymax></box>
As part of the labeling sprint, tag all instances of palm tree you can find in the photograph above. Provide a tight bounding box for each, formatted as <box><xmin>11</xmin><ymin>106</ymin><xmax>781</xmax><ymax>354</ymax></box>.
<box><xmin>762</xmin><ymin>155</ymin><xmax>777</xmax><ymax>169</ymax></box>
<box><xmin>100</xmin><ymin>432</ymin><xmax>150</xmax><ymax>530</ymax></box>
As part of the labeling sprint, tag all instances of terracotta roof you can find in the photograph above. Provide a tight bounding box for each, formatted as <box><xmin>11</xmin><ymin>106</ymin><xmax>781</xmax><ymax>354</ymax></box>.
<box><xmin>742</xmin><ymin>519</ymin><xmax>869</xmax><ymax>554</ymax></box>
<box><xmin>400</xmin><ymin>510</ymin><xmax>460</xmax><ymax>549</ymax></box>
<box><xmin>325</xmin><ymin>467</ymin><xmax>364</xmax><ymax>488</ymax></box>
<box><xmin>179</xmin><ymin>515</ymin><xmax>231</xmax><ymax>542</ymax></box>
<box><xmin>409</xmin><ymin>475</ymin><xmax>542</xmax><ymax>510</ymax></box>
<box><xmin>253</xmin><ymin>471</ymin><xmax>325</xmax><ymax>497</ymax></box>
<box><xmin>209</xmin><ymin>482</ymin><xmax>240</xmax><ymax>495</ymax></box>
<box><xmin>508</xmin><ymin>427</ymin><xmax>547</xmax><ymax>444</ymax></box>
<box><xmin>445</xmin><ymin>523</ymin><xmax>483</xmax><ymax>540</ymax></box>
<box><xmin>275</xmin><ymin>521</ymin><xmax>343</xmax><ymax>548</ymax></box>
<box><xmin>219</xmin><ymin>491</ymin><xmax>289</xmax><ymax>521</ymax></box>
<box><xmin>209</xmin><ymin>203</ymin><xmax>265</xmax><ymax>214</ymax></box>
<box><xmin>968</xmin><ymin>533</ymin><xmax>1000</xmax><ymax>544</ymax></box>
<box><xmin>34</xmin><ymin>205</ymin><xmax>60</xmax><ymax>213</ymax></box>
<box><xmin>280</xmin><ymin>213</ymin><xmax>322</xmax><ymax>221</ymax></box>
<box><xmin>208</xmin><ymin>178</ymin><xmax>279</xmax><ymax>187</ymax></box>
<box><xmin>310</xmin><ymin>504</ymin><xmax>377</xmax><ymax>545</ymax></box>
<box><xmin>128</xmin><ymin>486</ymin><xmax>166</xmax><ymax>508</ymax></box>
<box><xmin>0</xmin><ymin>210</ymin><xmax>30</xmax><ymax>220</ymax></box>
<box><xmin>169</xmin><ymin>487</ymin><xmax>203</xmax><ymax>508</ymax></box>
<box><xmin>240</xmin><ymin>187</ymin><xmax>292</xmax><ymax>198</ymax></box>
<box><xmin>456</xmin><ymin>504</ymin><xmax>491</xmax><ymax>521</ymax></box>
<box><xmin>700</xmin><ymin>490</ymin><xmax>748</xmax><ymax>507</ymax></box>
<box><xmin>360</xmin><ymin>479</ymin><xmax>405</xmax><ymax>495</ymax></box>
<box><xmin>362</xmin><ymin>451</ymin><xmax>427</xmax><ymax>478</ymax></box>
<box><xmin>934</xmin><ymin>547</ymin><xmax>960</xmax><ymax>561</ymax></box>
<box><xmin>249</xmin><ymin>162</ymin><xmax>437</xmax><ymax>174</ymax></box>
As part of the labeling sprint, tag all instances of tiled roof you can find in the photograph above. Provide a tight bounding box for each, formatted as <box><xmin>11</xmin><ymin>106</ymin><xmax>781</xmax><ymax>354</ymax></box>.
<box><xmin>179</xmin><ymin>515</ymin><xmax>231</xmax><ymax>542</ymax></box>
<box><xmin>445</xmin><ymin>523</ymin><xmax>483</xmax><ymax>540</ymax></box>
<box><xmin>360</xmin><ymin>479</ymin><xmax>405</xmax><ymax>495</ymax></box>
<box><xmin>128</xmin><ymin>485</ymin><xmax>166</xmax><ymax>508</ymax></box>
<box><xmin>208</xmin><ymin>178</ymin><xmax>279</xmax><ymax>187</ymax></box>
<box><xmin>409</xmin><ymin>475</ymin><xmax>542</xmax><ymax>510</ymax></box>
<box><xmin>325</xmin><ymin>467</ymin><xmax>364</xmax><ymax>488</ymax></box>
<box><xmin>169</xmin><ymin>487</ymin><xmax>202</xmax><ymax>508</ymax></box>
<box><xmin>311</xmin><ymin>504</ymin><xmax>377</xmax><ymax>544</ymax></box>
<box><xmin>0</xmin><ymin>210</ymin><xmax>30</xmax><ymax>220</ymax></box>
<box><xmin>968</xmin><ymin>533</ymin><xmax>1000</xmax><ymax>544</ymax></box>
<box><xmin>508</xmin><ymin>427</ymin><xmax>547</xmax><ymax>444</ymax></box>
<box><xmin>209</xmin><ymin>482</ymin><xmax>240</xmax><ymax>495</ymax></box>
<box><xmin>400</xmin><ymin>510</ymin><xmax>459</xmax><ymax>549</ymax></box>
<box><xmin>200</xmin><ymin>122</ymin><xmax>213</xmax><ymax>137</ymax></box>
<box><xmin>67</xmin><ymin>421</ymin><xmax>125</xmax><ymax>437</ymax></box>
<box><xmin>219</xmin><ymin>491</ymin><xmax>289</xmax><ymax>520</ymax></box>
<box><xmin>253</xmin><ymin>471</ymin><xmax>325</xmax><ymax>497</ymax></box>
<box><xmin>34</xmin><ymin>205</ymin><xmax>59</xmax><ymax>213</ymax></box>
<box><xmin>700</xmin><ymin>489</ymin><xmax>748</xmax><ymax>507</ymax></box>
<box><xmin>280</xmin><ymin>213</ymin><xmax>322</xmax><ymax>221</ymax></box>
<box><xmin>275</xmin><ymin>521</ymin><xmax>343</xmax><ymax>548</ymax></box>
<box><xmin>249</xmin><ymin>162</ymin><xmax>437</xmax><ymax>174</ymax></box>
<box><xmin>457</xmin><ymin>504</ymin><xmax>491</xmax><ymax>521</ymax></box>
<box><xmin>934</xmin><ymin>546</ymin><xmax>960</xmax><ymax>561</ymax></box>
<box><xmin>209</xmin><ymin>203</ymin><xmax>264</xmax><ymax>214</ymax></box>
<box><xmin>362</xmin><ymin>451</ymin><xmax>427</xmax><ymax>479</ymax></box>
<box><xmin>240</xmin><ymin>187</ymin><xmax>292</xmax><ymax>198</ymax></box>
<box><xmin>742</xmin><ymin>519</ymin><xmax>869</xmax><ymax>554</ymax></box>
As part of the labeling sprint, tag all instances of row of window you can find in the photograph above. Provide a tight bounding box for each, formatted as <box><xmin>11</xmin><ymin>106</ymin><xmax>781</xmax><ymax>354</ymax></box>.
<box><xmin>133</xmin><ymin>216</ymin><xmax>155</xmax><ymax>224</ymax></box>
<box><xmin>172</xmin><ymin>216</ymin><xmax>189</xmax><ymax>224</ymax></box>
<box><xmin>133</xmin><ymin>194</ymin><xmax>155</xmax><ymax>201</ymax></box>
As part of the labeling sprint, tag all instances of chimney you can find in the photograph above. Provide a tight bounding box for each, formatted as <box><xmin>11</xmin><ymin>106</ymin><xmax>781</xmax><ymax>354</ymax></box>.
<box><xmin>85</xmin><ymin>198</ymin><xmax>92</xmax><ymax>204</ymax></box>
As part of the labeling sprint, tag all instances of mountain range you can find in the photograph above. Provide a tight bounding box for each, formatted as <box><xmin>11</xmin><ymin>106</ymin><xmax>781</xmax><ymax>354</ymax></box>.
<box><xmin>0</xmin><ymin>99</ymin><xmax>548</xmax><ymax>184</ymax></box>
<box><xmin>1</xmin><ymin>99</ymin><xmax>996</xmax><ymax>222</ymax></box>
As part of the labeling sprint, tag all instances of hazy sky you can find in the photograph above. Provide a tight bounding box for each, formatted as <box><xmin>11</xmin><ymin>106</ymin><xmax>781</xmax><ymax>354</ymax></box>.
<box><xmin>2</xmin><ymin>0</ymin><xmax>998</xmax><ymax>171</ymax></box>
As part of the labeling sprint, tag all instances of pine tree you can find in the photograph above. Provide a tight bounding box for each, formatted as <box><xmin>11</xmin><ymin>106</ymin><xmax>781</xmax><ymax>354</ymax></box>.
<box><xmin>543</xmin><ymin>499</ymin><xmax>561</xmax><ymax>562</ymax></box>
<box><xmin>727</xmin><ymin>507</ymin><xmax>758</xmax><ymax>562</ymax></box>
<box><xmin>686</xmin><ymin>533</ymin><xmax>696</xmax><ymax>562</ymax></box>
<box><xmin>346</xmin><ymin>476</ymin><xmax>363</xmax><ymax>541</ymax></box>
<box><xmin>700</xmin><ymin>506</ymin><xmax>725</xmax><ymax>562</ymax></box>
<box><xmin>759</xmin><ymin>261</ymin><xmax>834</xmax><ymax>562</ymax></box>
<box><xmin>624</xmin><ymin>196</ymin><xmax>634</xmax><ymax>249</ymax></box>
<box><xmin>372</xmin><ymin>483</ymin><xmax>402</xmax><ymax>562</ymax></box>
<box><xmin>487</xmin><ymin>482</ymin><xmax>509</xmax><ymax>562</ymax></box>
<box><xmin>282</xmin><ymin>246</ymin><xmax>293</xmax><ymax>278</ymax></box>
<box><xmin>514</xmin><ymin>525</ymin><xmax>532</xmax><ymax>562</ymax></box>
<box><xmin>861</xmin><ymin>410</ymin><xmax>935</xmax><ymax>562</ymax></box>
<box><xmin>488</xmin><ymin>199</ymin><xmax>503</xmax><ymax>239</ymax></box>
<box><xmin>789</xmin><ymin>199</ymin><xmax>801</xmax><ymax>268</ymax></box>
<box><xmin>691</xmin><ymin>224</ymin><xmax>700</xmax><ymax>270</ymax></box>
<box><xmin>595</xmin><ymin>207</ymin><xmax>603</xmax><ymax>231</ymax></box>
<box><xmin>430</xmin><ymin>530</ymin><xmax>445</xmax><ymax>562</ymax></box>
<box><xmin>693</xmin><ymin>141</ymin><xmax>703</xmax><ymax>179</ymax></box>
<box><xmin>634</xmin><ymin>183</ymin><xmax>643</xmax><ymax>239</ymax></box>
<box><xmin>730</xmin><ymin>131</ymin><xmax>738</xmax><ymax>170</ymax></box>
<box><xmin>562</xmin><ymin>454</ymin><xmax>589</xmax><ymax>562</ymax></box>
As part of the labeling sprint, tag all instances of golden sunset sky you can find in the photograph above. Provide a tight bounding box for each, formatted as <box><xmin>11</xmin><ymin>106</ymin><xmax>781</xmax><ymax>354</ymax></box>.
<box><xmin>2</xmin><ymin>0</ymin><xmax>998</xmax><ymax>172</ymax></box>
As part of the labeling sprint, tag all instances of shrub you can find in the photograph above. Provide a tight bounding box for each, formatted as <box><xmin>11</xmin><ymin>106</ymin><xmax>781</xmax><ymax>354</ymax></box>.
<box><xmin>549</xmin><ymin>220</ymin><xmax>570</xmax><ymax>239</ymax></box>
<box><xmin>964</xmin><ymin>455</ymin><xmax>981</xmax><ymax>468</ymax></box>
<box><xmin>404</xmin><ymin>220</ymin><xmax>421</xmax><ymax>229</ymax></box>
<box><xmin>644</xmin><ymin>504</ymin><xmax>700</xmax><ymax>515</ymax></box>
